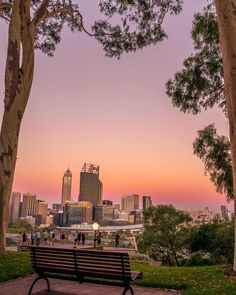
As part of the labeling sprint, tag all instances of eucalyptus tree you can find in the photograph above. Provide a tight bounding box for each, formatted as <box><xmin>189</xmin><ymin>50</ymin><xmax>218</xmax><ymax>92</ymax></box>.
<box><xmin>0</xmin><ymin>0</ymin><xmax>184</xmax><ymax>254</ymax></box>
<box><xmin>166</xmin><ymin>1</ymin><xmax>236</xmax><ymax>271</ymax></box>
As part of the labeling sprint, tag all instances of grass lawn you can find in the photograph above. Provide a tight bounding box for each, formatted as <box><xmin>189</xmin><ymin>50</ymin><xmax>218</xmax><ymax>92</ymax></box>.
<box><xmin>0</xmin><ymin>252</ymin><xmax>33</xmax><ymax>282</ymax></box>
<box><xmin>1</xmin><ymin>252</ymin><xmax>236</xmax><ymax>294</ymax></box>
<box><xmin>131</xmin><ymin>261</ymin><xmax>236</xmax><ymax>295</ymax></box>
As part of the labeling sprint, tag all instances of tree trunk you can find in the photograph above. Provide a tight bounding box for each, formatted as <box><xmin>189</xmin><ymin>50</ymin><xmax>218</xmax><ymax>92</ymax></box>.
<box><xmin>215</xmin><ymin>0</ymin><xmax>236</xmax><ymax>271</ymax></box>
<box><xmin>0</xmin><ymin>0</ymin><xmax>34</xmax><ymax>254</ymax></box>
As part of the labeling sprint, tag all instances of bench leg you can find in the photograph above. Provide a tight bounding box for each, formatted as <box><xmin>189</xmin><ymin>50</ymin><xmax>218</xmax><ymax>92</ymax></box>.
<box><xmin>28</xmin><ymin>275</ymin><xmax>50</xmax><ymax>295</ymax></box>
<box><xmin>122</xmin><ymin>286</ymin><xmax>134</xmax><ymax>295</ymax></box>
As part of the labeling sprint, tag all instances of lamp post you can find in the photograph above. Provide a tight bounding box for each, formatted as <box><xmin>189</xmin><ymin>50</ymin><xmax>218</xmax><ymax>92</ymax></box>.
<box><xmin>93</xmin><ymin>222</ymin><xmax>99</xmax><ymax>248</ymax></box>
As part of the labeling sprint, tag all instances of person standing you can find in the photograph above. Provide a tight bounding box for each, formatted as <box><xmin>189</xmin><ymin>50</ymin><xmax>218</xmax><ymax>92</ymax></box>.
<box><xmin>115</xmin><ymin>232</ymin><xmax>120</xmax><ymax>248</ymax></box>
<box><xmin>22</xmin><ymin>232</ymin><xmax>27</xmax><ymax>246</ymax></box>
<box><xmin>50</xmin><ymin>230</ymin><xmax>56</xmax><ymax>246</ymax></box>
<box><xmin>74</xmin><ymin>231</ymin><xmax>78</xmax><ymax>248</ymax></box>
<box><xmin>61</xmin><ymin>232</ymin><xmax>65</xmax><ymax>245</ymax></box>
<box><xmin>31</xmin><ymin>232</ymin><xmax>35</xmax><ymax>245</ymax></box>
<box><xmin>77</xmin><ymin>232</ymin><xmax>81</xmax><ymax>245</ymax></box>
<box><xmin>43</xmin><ymin>231</ymin><xmax>48</xmax><ymax>245</ymax></box>
<box><xmin>97</xmin><ymin>232</ymin><xmax>102</xmax><ymax>247</ymax></box>
<box><xmin>82</xmin><ymin>233</ymin><xmax>85</xmax><ymax>245</ymax></box>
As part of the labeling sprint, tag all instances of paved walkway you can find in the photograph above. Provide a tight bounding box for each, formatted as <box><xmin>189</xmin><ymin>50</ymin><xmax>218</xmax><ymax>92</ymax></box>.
<box><xmin>0</xmin><ymin>275</ymin><xmax>182</xmax><ymax>295</ymax></box>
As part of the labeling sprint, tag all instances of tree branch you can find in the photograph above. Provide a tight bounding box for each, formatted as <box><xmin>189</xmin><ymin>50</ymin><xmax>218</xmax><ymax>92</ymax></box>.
<box><xmin>32</xmin><ymin>0</ymin><xmax>49</xmax><ymax>27</ymax></box>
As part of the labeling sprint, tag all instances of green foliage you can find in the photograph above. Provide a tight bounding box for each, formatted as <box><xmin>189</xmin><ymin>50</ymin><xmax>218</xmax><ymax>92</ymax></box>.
<box><xmin>193</xmin><ymin>124</ymin><xmax>233</xmax><ymax>199</ymax></box>
<box><xmin>166</xmin><ymin>5</ymin><xmax>232</xmax><ymax>201</ymax></box>
<box><xmin>8</xmin><ymin>220</ymin><xmax>32</xmax><ymax>233</ymax></box>
<box><xmin>1</xmin><ymin>1</ymin><xmax>183</xmax><ymax>58</ymax></box>
<box><xmin>139</xmin><ymin>205</ymin><xmax>192</xmax><ymax>266</ymax></box>
<box><xmin>166</xmin><ymin>5</ymin><xmax>225</xmax><ymax>115</ymax></box>
<box><xmin>189</xmin><ymin>221</ymin><xmax>234</xmax><ymax>264</ymax></box>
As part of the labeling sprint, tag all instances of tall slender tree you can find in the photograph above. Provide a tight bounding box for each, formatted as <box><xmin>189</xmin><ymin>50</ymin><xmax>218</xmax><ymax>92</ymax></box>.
<box><xmin>167</xmin><ymin>1</ymin><xmax>236</xmax><ymax>271</ymax></box>
<box><xmin>0</xmin><ymin>0</ymin><xmax>184</xmax><ymax>254</ymax></box>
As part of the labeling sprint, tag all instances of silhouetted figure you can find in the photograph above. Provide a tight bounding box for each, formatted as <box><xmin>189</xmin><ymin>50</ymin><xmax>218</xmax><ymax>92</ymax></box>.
<box><xmin>82</xmin><ymin>233</ymin><xmax>85</xmax><ymax>245</ymax></box>
<box><xmin>74</xmin><ymin>231</ymin><xmax>78</xmax><ymax>248</ymax></box>
<box><xmin>93</xmin><ymin>232</ymin><xmax>97</xmax><ymax>248</ymax></box>
<box><xmin>115</xmin><ymin>233</ymin><xmax>120</xmax><ymax>248</ymax></box>
<box><xmin>61</xmin><ymin>232</ymin><xmax>65</xmax><ymax>245</ymax></box>
<box><xmin>78</xmin><ymin>232</ymin><xmax>81</xmax><ymax>245</ymax></box>
<box><xmin>22</xmin><ymin>232</ymin><xmax>27</xmax><ymax>246</ymax></box>
<box><xmin>97</xmin><ymin>232</ymin><xmax>102</xmax><ymax>247</ymax></box>
<box><xmin>31</xmin><ymin>232</ymin><xmax>35</xmax><ymax>245</ymax></box>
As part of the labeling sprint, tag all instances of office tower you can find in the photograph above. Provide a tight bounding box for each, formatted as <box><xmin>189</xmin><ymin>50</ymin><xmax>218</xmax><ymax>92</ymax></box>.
<box><xmin>129</xmin><ymin>210</ymin><xmax>142</xmax><ymax>224</ymax></box>
<box><xmin>9</xmin><ymin>192</ymin><xmax>21</xmax><ymax>222</ymax></box>
<box><xmin>143</xmin><ymin>195</ymin><xmax>153</xmax><ymax>211</ymax></box>
<box><xmin>21</xmin><ymin>193</ymin><xmax>37</xmax><ymax>217</ymax></box>
<box><xmin>61</xmin><ymin>168</ymin><xmax>72</xmax><ymax>205</ymax></box>
<box><xmin>221</xmin><ymin>205</ymin><xmax>229</xmax><ymax>220</ymax></box>
<box><xmin>121</xmin><ymin>194</ymin><xmax>139</xmax><ymax>212</ymax></box>
<box><xmin>78</xmin><ymin>201</ymin><xmax>93</xmax><ymax>223</ymax></box>
<box><xmin>36</xmin><ymin>200</ymin><xmax>48</xmax><ymax>215</ymax></box>
<box><xmin>62</xmin><ymin>203</ymin><xmax>83</xmax><ymax>226</ymax></box>
<box><xmin>93</xmin><ymin>205</ymin><xmax>114</xmax><ymax>222</ymax></box>
<box><xmin>79</xmin><ymin>163</ymin><xmax>103</xmax><ymax>206</ymax></box>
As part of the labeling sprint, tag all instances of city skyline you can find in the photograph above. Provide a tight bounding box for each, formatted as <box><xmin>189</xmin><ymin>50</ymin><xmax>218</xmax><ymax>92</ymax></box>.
<box><xmin>0</xmin><ymin>0</ymin><xmax>231</xmax><ymax>211</ymax></box>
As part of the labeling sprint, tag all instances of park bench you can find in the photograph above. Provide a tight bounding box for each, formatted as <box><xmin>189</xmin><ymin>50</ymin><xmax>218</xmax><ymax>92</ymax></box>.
<box><xmin>28</xmin><ymin>246</ymin><xmax>142</xmax><ymax>295</ymax></box>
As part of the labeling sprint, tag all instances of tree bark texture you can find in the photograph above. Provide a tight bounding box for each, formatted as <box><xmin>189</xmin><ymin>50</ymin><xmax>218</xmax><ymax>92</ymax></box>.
<box><xmin>0</xmin><ymin>0</ymin><xmax>34</xmax><ymax>254</ymax></box>
<box><xmin>215</xmin><ymin>0</ymin><xmax>236</xmax><ymax>271</ymax></box>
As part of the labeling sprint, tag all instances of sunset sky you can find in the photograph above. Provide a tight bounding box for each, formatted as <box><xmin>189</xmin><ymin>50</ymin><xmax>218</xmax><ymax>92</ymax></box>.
<box><xmin>0</xmin><ymin>0</ymin><xmax>231</xmax><ymax>210</ymax></box>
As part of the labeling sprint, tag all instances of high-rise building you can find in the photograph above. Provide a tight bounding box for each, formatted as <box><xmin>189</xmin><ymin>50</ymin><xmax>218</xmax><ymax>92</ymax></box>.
<box><xmin>62</xmin><ymin>203</ymin><xmax>82</xmax><ymax>226</ymax></box>
<box><xmin>36</xmin><ymin>200</ymin><xmax>48</xmax><ymax>215</ymax></box>
<box><xmin>221</xmin><ymin>205</ymin><xmax>229</xmax><ymax>220</ymax></box>
<box><xmin>78</xmin><ymin>201</ymin><xmax>93</xmax><ymax>223</ymax></box>
<box><xmin>143</xmin><ymin>195</ymin><xmax>153</xmax><ymax>211</ymax></box>
<box><xmin>21</xmin><ymin>193</ymin><xmax>37</xmax><ymax>217</ymax></box>
<box><xmin>61</xmin><ymin>168</ymin><xmax>72</xmax><ymax>205</ymax></box>
<box><xmin>79</xmin><ymin>163</ymin><xmax>103</xmax><ymax>206</ymax></box>
<box><xmin>9</xmin><ymin>192</ymin><xmax>21</xmax><ymax>222</ymax></box>
<box><xmin>121</xmin><ymin>194</ymin><xmax>139</xmax><ymax>212</ymax></box>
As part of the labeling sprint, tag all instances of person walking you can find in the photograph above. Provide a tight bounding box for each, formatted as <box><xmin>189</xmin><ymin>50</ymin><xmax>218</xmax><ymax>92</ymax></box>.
<box><xmin>115</xmin><ymin>232</ymin><xmax>120</xmax><ymax>248</ymax></box>
<box><xmin>82</xmin><ymin>233</ymin><xmax>85</xmax><ymax>245</ymax></box>
<box><xmin>35</xmin><ymin>231</ymin><xmax>41</xmax><ymax>246</ymax></box>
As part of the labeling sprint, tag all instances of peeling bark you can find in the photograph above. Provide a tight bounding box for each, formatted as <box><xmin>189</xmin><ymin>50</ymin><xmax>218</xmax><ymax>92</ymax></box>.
<box><xmin>215</xmin><ymin>0</ymin><xmax>236</xmax><ymax>271</ymax></box>
<box><xmin>0</xmin><ymin>0</ymin><xmax>35</xmax><ymax>254</ymax></box>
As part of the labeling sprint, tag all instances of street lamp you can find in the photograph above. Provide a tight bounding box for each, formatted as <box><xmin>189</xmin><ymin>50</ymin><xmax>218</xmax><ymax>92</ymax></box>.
<box><xmin>93</xmin><ymin>223</ymin><xmax>99</xmax><ymax>248</ymax></box>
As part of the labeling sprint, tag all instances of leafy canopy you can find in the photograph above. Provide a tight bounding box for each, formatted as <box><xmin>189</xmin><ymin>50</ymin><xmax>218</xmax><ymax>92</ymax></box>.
<box><xmin>0</xmin><ymin>0</ymin><xmax>183</xmax><ymax>57</ymax></box>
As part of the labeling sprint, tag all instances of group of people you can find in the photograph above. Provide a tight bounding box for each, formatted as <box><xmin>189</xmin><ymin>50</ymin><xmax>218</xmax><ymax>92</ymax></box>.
<box><xmin>18</xmin><ymin>230</ymin><xmax>121</xmax><ymax>249</ymax></box>
<box><xmin>73</xmin><ymin>231</ymin><xmax>86</xmax><ymax>248</ymax></box>
<box><xmin>18</xmin><ymin>230</ymin><xmax>56</xmax><ymax>247</ymax></box>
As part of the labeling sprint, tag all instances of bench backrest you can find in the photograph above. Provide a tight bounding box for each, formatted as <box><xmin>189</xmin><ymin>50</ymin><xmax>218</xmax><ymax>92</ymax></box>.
<box><xmin>29</xmin><ymin>246</ymin><xmax>132</xmax><ymax>280</ymax></box>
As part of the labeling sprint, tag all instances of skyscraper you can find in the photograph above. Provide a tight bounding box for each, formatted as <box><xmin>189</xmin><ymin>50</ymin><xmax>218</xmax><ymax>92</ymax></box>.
<box><xmin>143</xmin><ymin>195</ymin><xmax>153</xmax><ymax>211</ymax></box>
<box><xmin>121</xmin><ymin>194</ymin><xmax>139</xmax><ymax>212</ymax></box>
<box><xmin>79</xmin><ymin>163</ymin><xmax>103</xmax><ymax>206</ymax></box>
<box><xmin>9</xmin><ymin>192</ymin><xmax>21</xmax><ymax>222</ymax></box>
<box><xmin>21</xmin><ymin>193</ymin><xmax>37</xmax><ymax>217</ymax></box>
<box><xmin>61</xmin><ymin>168</ymin><xmax>72</xmax><ymax>205</ymax></box>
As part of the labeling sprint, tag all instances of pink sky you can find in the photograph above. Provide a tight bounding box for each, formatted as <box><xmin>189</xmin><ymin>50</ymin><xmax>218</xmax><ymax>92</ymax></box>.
<box><xmin>0</xmin><ymin>0</ymin><xmax>232</xmax><ymax>210</ymax></box>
